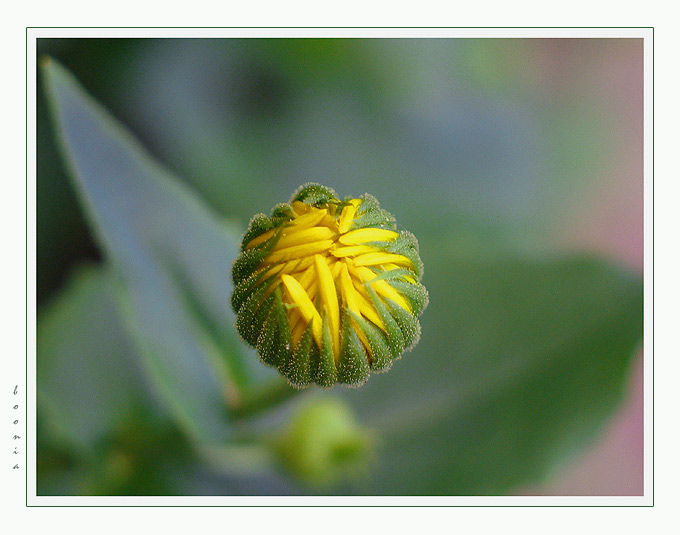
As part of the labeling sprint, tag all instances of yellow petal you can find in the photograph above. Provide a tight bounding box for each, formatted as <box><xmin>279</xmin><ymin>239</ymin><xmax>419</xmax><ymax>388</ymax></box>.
<box><xmin>338</xmin><ymin>262</ymin><xmax>372</xmax><ymax>352</ymax></box>
<box><xmin>337</xmin><ymin>202</ymin><xmax>358</xmax><ymax>234</ymax></box>
<box><xmin>287</xmin><ymin>306</ymin><xmax>302</xmax><ymax>331</ymax></box>
<box><xmin>353</xmin><ymin>289</ymin><xmax>385</xmax><ymax>330</ymax></box>
<box><xmin>292</xmin><ymin>200</ymin><xmax>313</xmax><ymax>215</ymax></box>
<box><xmin>291</xmin><ymin>315</ymin><xmax>307</xmax><ymax>347</ymax></box>
<box><xmin>265</xmin><ymin>240</ymin><xmax>335</xmax><ymax>264</ymax></box>
<box><xmin>294</xmin><ymin>265</ymin><xmax>317</xmax><ymax>291</ymax></box>
<box><xmin>330</xmin><ymin>259</ymin><xmax>343</xmax><ymax>280</ymax></box>
<box><xmin>354</xmin><ymin>266</ymin><xmax>411</xmax><ymax>312</ymax></box>
<box><xmin>273</xmin><ymin>226</ymin><xmax>335</xmax><ymax>250</ymax></box>
<box><xmin>280</xmin><ymin>274</ymin><xmax>323</xmax><ymax>346</ymax></box>
<box><xmin>338</xmin><ymin>228</ymin><xmax>399</xmax><ymax>245</ymax></box>
<box><xmin>371</xmin><ymin>279</ymin><xmax>411</xmax><ymax>312</ymax></box>
<box><xmin>344</xmin><ymin>259</ymin><xmax>369</xmax><ymax>296</ymax></box>
<box><xmin>245</xmin><ymin>228</ymin><xmax>276</xmax><ymax>249</ymax></box>
<box><xmin>345</xmin><ymin>264</ymin><xmax>385</xmax><ymax>330</ymax></box>
<box><xmin>306</xmin><ymin>279</ymin><xmax>319</xmax><ymax>302</ymax></box>
<box><xmin>288</xmin><ymin>208</ymin><xmax>328</xmax><ymax>231</ymax></box>
<box><xmin>278</xmin><ymin>255</ymin><xmax>316</xmax><ymax>275</ymax></box>
<box><xmin>352</xmin><ymin>252</ymin><xmax>413</xmax><ymax>268</ymax></box>
<box><xmin>319</xmin><ymin>214</ymin><xmax>339</xmax><ymax>230</ymax></box>
<box><xmin>314</xmin><ymin>254</ymin><xmax>340</xmax><ymax>359</ymax></box>
<box><xmin>339</xmin><ymin>262</ymin><xmax>361</xmax><ymax>319</ymax></box>
<box><xmin>331</xmin><ymin>245</ymin><xmax>376</xmax><ymax>258</ymax></box>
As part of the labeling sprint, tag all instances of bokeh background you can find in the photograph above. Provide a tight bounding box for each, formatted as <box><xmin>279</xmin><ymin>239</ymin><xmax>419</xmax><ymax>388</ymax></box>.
<box><xmin>36</xmin><ymin>38</ymin><xmax>644</xmax><ymax>496</ymax></box>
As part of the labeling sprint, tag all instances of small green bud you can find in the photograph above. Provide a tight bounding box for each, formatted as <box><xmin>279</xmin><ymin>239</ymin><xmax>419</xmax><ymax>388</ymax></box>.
<box><xmin>231</xmin><ymin>183</ymin><xmax>429</xmax><ymax>388</ymax></box>
<box><xmin>274</xmin><ymin>397</ymin><xmax>374</xmax><ymax>487</ymax></box>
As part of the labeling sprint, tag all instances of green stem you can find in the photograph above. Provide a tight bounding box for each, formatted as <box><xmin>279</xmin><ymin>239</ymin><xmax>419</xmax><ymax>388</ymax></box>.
<box><xmin>230</xmin><ymin>377</ymin><xmax>302</xmax><ymax>420</ymax></box>
<box><xmin>198</xmin><ymin>440</ymin><xmax>276</xmax><ymax>476</ymax></box>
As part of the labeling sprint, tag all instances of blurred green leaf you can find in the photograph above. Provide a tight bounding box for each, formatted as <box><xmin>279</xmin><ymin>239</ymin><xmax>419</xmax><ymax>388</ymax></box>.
<box><xmin>37</xmin><ymin>265</ymin><xmax>189</xmax><ymax>496</ymax></box>
<box><xmin>42</xmin><ymin>58</ymin><xmax>246</xmax><ymax>447</ymax></box>
<box><xmin>38</xmin><ymin>265</ymin><xmax>159</xmax><ymax>455</ymax></box>
<box><xmin>36</xmin><ymin>265</ymin><xmax>298</xmax><ymax>496</ymax></box>
<box><xmin>344</xmin><ymin>253</ymin><xmax>642</xmax><ymax>495</ymax></box>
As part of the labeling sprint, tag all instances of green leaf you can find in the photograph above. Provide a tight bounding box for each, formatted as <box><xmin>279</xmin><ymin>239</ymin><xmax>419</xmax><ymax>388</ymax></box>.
<box><xmin>38</xmin><ymin>265</ymin><xmax>160</xmax><ymax>455</ymax></box>
<box><xmin>37</xmin><ymin>266</ymin><xmax>290</xmax><ymax>496</ymax></box>
<box><xmin>344</xmin><ymin>253</ymin><xmax>643</xmax><ymax>495</ymax></box>
<box><xmin>37</xmin><ymin>265</ymin><xmax>191</xmax><ymax>496</ymax></box>
<box><xmin>42</xmin><ymin>58</ymin><xmax>245</xmax><ymax>446</ymax></box>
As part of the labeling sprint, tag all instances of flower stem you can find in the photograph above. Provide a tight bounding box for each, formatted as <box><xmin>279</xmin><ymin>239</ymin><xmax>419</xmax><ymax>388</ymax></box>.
<box><xmin>230</xmin><ymin>377</ymin><xmax>301</xmax><ymax>420</ymax></box>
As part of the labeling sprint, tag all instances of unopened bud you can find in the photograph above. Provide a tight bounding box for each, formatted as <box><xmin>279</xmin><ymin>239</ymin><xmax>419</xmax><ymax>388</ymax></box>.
<box><xmin>231</xmin><ymin>183</ymin><xmax>428</xmax><ymax>388</ymax></box>
<box><xmin>274</xmin><ymin>397</ymin><xmax>374</xmax><ymax>486</ymax></box>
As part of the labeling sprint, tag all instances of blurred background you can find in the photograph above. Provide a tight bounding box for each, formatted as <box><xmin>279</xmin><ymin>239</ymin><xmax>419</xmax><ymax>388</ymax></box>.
<box><xmin>36</xmin><ymin>38</ymin><xmax>643</xmax><ymax>496</ymax></box>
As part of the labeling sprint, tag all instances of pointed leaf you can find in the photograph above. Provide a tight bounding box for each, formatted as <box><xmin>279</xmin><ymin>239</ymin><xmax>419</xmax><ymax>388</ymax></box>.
<box><xmin>42</xmin><ymin>59</ymin><xmax>245</xmax><ymax>446</ymax></box>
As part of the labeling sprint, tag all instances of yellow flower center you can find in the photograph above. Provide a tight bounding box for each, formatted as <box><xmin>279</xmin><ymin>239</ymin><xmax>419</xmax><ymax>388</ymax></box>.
<box><xmin>244</xmin><ymin>199</ymin><xmax>415</xmax><ymax>363</ymax></box>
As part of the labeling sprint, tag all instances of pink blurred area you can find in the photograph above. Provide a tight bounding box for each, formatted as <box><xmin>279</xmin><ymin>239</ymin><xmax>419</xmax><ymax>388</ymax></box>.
<box><xmin>517</xmin><ymin>39</ymin><xmax>644</xmax><ymax>496</ymax></box>
<box><xmin>549</xmin><ymin>39</ymin><xmax>645</xmax><ymax>272</ymax></box>
<box><xmin>517</xmin><ymin>351</ymin><xmax>643</xmax><ymax>495</ymax></box>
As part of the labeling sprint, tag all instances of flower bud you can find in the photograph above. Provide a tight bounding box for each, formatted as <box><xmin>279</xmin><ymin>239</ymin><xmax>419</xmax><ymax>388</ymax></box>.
<box><xmin>231</xmin><ymin>183</ymin><xmax>428</xmax><ymax>388</ymax></box>
<box><xmin>273</xmin><ymin>397</ymin><xmax>373</xmax><ymax>487</ymax></box>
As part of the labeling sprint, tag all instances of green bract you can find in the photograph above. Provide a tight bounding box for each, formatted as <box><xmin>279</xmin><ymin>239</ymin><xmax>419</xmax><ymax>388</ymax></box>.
<box><xmin>231</xmin><ymin>183</ymin><xmax>428</xmax><ymax>388</ymax></box>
